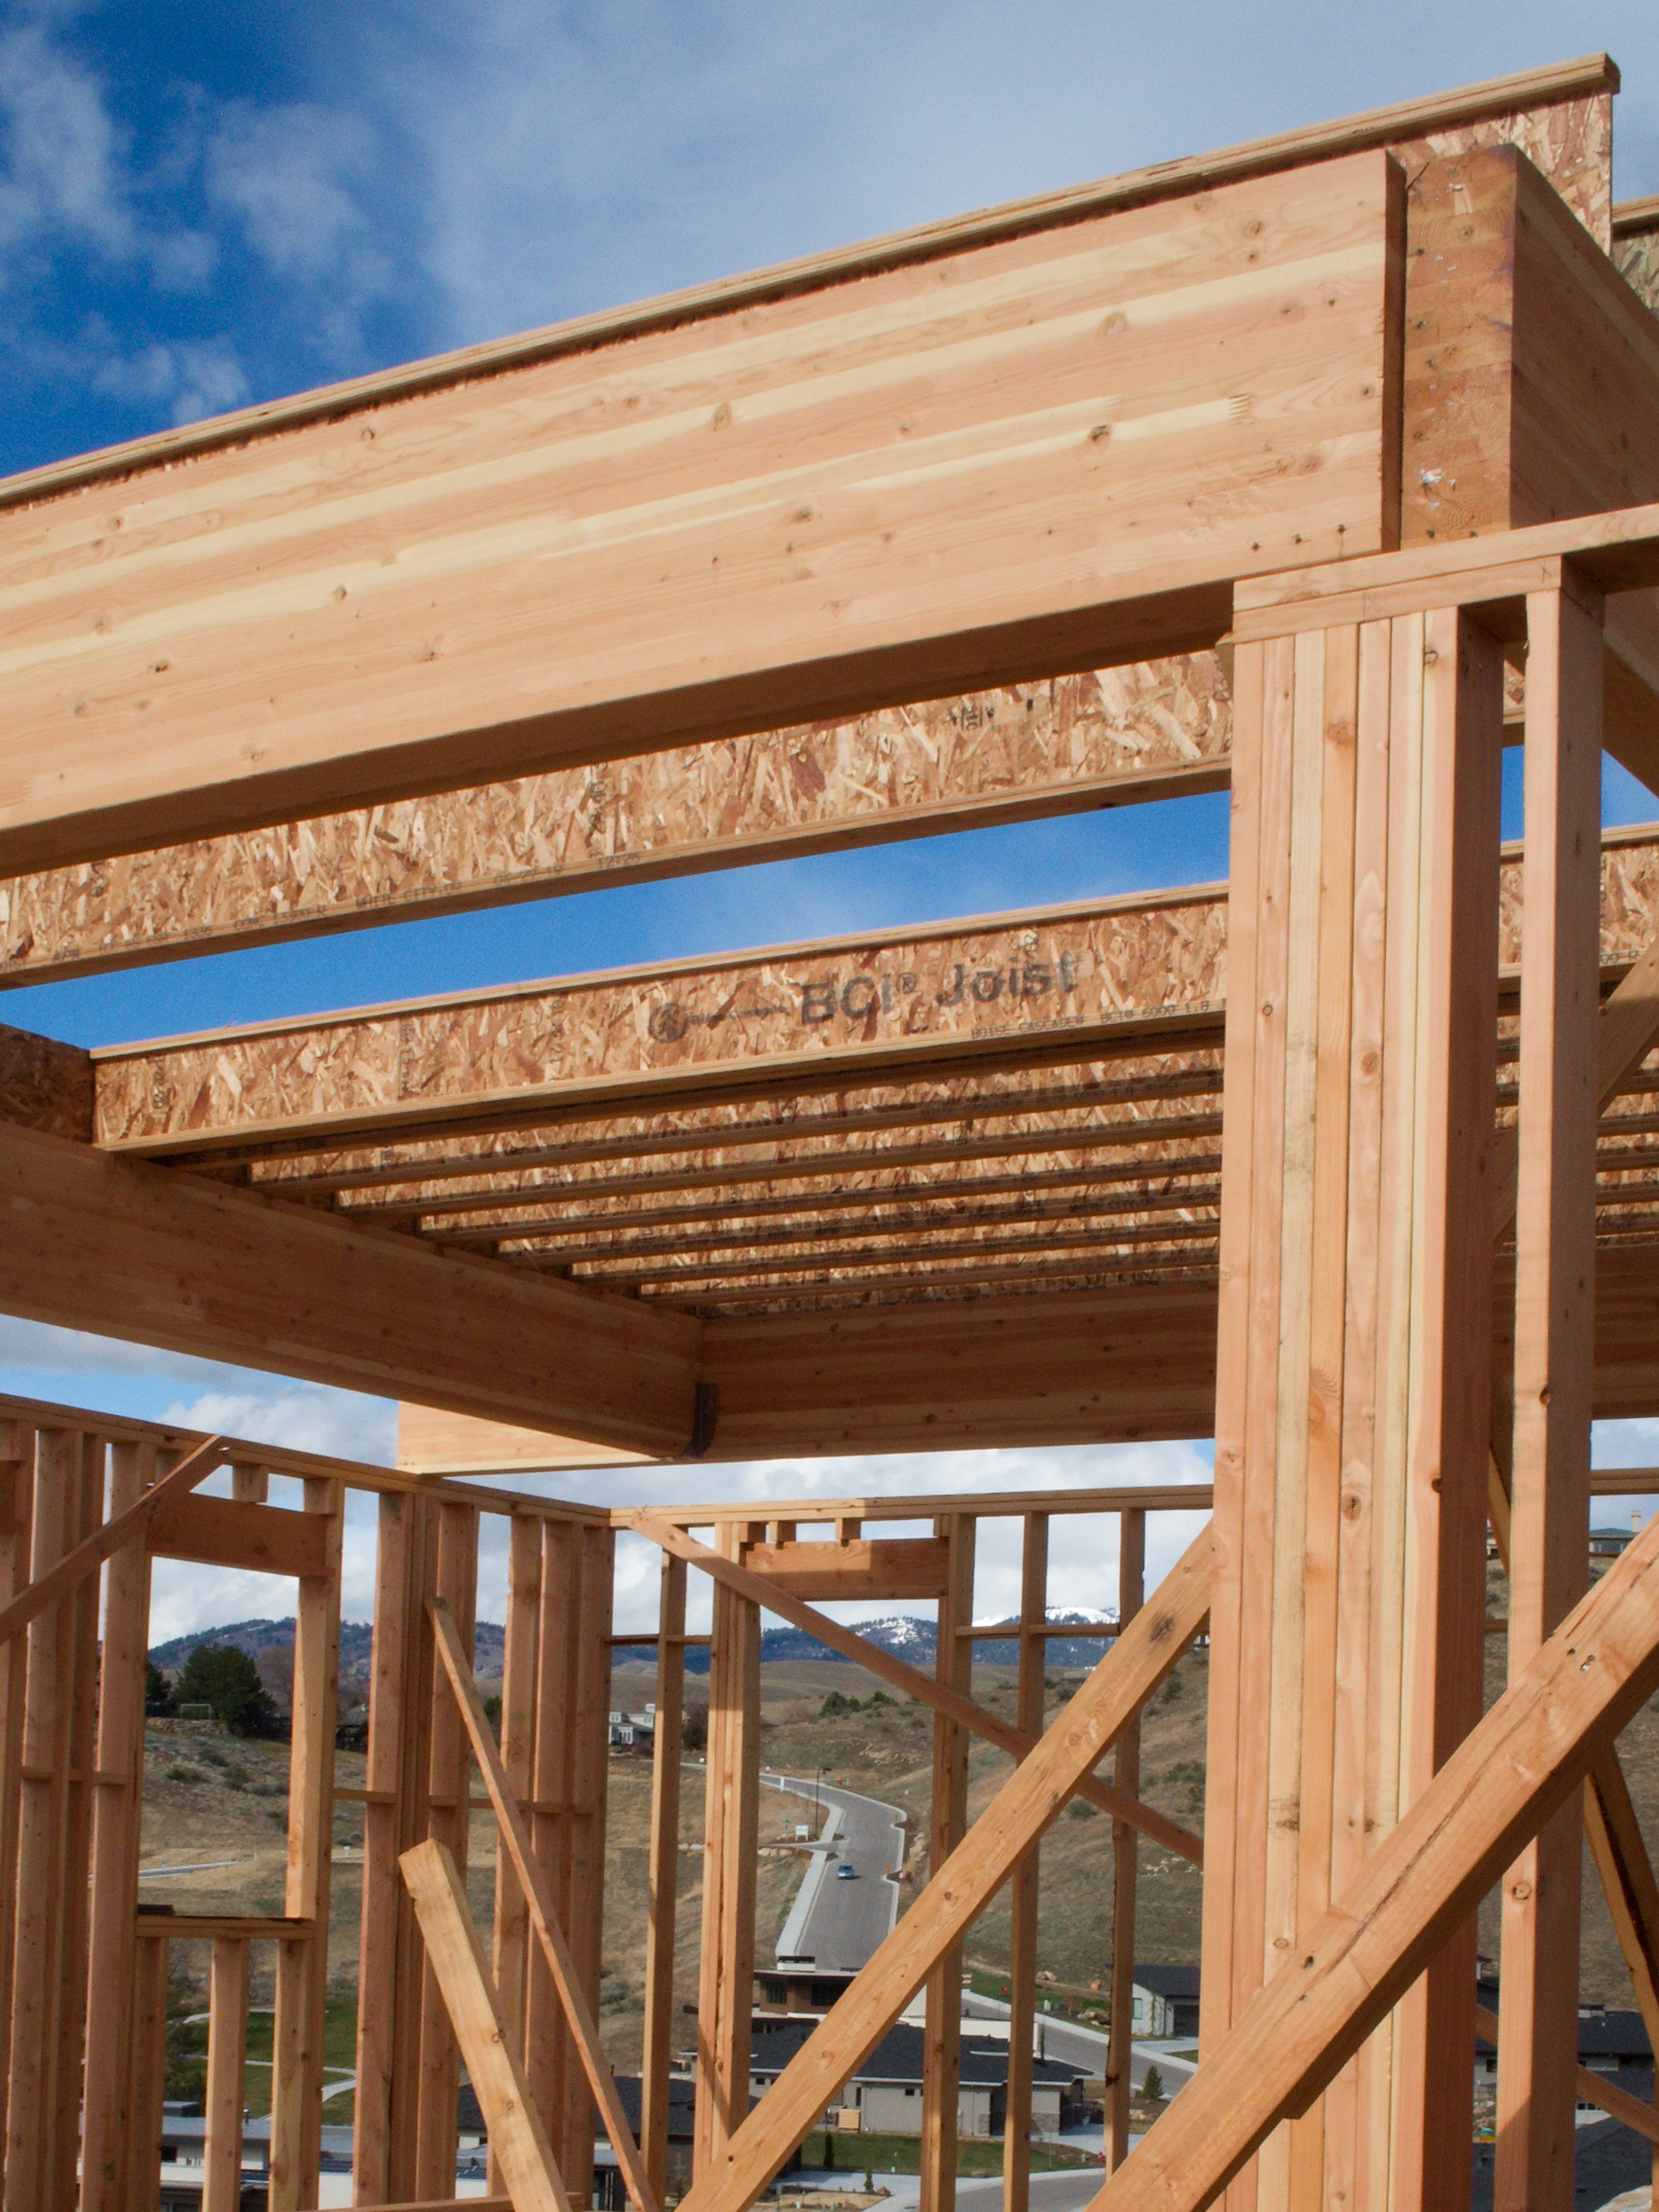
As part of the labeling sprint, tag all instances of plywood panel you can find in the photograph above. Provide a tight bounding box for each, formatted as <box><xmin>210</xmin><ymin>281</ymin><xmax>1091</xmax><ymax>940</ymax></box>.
<box><xmin>0</xmin><ymin>664</ymin><xmax>1227</xmax><ymax>986</ymax></box>
<box><xmin>0</xmin><ymin>155</ymin><xmax>1400</xmax><ymax>875</ymax></box>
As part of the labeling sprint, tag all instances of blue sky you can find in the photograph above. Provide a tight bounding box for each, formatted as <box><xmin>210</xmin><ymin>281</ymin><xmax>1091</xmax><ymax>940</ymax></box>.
<box><xmin>4</xmin><ymin>2</ymin><xmax>1657</xmax><ymax>1632</ymax></box>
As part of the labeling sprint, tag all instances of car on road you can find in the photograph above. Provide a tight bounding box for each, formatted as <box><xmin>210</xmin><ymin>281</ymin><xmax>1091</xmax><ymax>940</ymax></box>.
<box><xmin>836</xmin><ymin>1863</ymin><xmax>857</xmax><ymax>1879</ymax></box>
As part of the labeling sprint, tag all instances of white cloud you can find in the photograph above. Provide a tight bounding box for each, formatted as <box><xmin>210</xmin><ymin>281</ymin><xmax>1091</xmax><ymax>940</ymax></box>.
<box><xmin>0</xmin><ymin>21</ymin><xmax>134</xmax><ymax>266</ymax></box>
<box><xmin>205</xmin><ymin>98</ymin><xmax>390</xmax><ymax>348</ymax></box>
<box><xmin>90</xmin><ymin>333</ymin><xmax>248</xmax><ymax>423</ymax></box>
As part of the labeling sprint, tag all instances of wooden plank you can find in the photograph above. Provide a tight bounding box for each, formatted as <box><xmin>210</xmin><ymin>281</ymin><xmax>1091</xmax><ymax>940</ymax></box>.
<box><xmin>919</xmin><ymin>1513</ymin><xmax>974</xmax><ymax>2212</ymax></box>
<box><xmin>203</xmin><ymin>1938</ymin><xmax>252</xmax><ymax>2212</ymax></box>
<box><xmin>492</xmin><ymin>1510</ymin><xmax>543</xmax><ymax>2161</ymax></box>
<box><xmin>269</xmin><ymin>1476</ymin><xmax>344</xmax><ymax>2212</ymax></box>
<box><xmin>641</xmin><ymin>1554</ymin><xmax>688</xmax><ymax>2207</ymax></box>
<box><xmin>695</xmin><ymin>1524</ymin><xmax>762</xmax><ymax>2179</ymax></box>
<box><xmin>675</xmin><ymin>1525</ymin><xmax>1211</xmax><ymax>2212</ymax></box>
<box><xmin>94</xmin><ymin>892</ymin><xmax>1228</xmax><ymax>1161</ymax></box>
<box><xmin>399</xmin><ymin>1839</ymin><xmax>572</xmax><ymax>2212</ymax></box>
<box><xmin>79</xmin><ymin>1437</ymin><xmax>156</xmax><ymax>2212</ymax></box>
<box><xmin>1002</xmin><ymin>1513</ymin><xmax>1047</xmax><ymax>2212</ymax></box>
<box><xmin>139</xmin><ymin>1915</ymin><xmax>316</xmax><ymax>1942</ymax></box>
<box><xmin>413</xmin><ymin>1501</ymin><xmax>479</xmax><ymax>2201</ymax></box>
<box><xmin>734</xmin><ymin>1537</ymin><xmax>950</xmax><ymax>1601</ymax></box>
<box><xmin>429</xmin><ymin>1595</ymin><xmax>660</xmax><ymax>2212</ymax></box>
<box><xmin>1082</xmin><ymin>1509</ymin><xmax>1659</xmax><ymax>2212</ymax></box>
<box><xmin>0</xmin><ymin>1117</ymin><xmax>702</xmax><ymax>1457</ymax></box>
<box><xmin>5</xmin><ymin>1429</ymin><xmax>76</xmax><ymax>2212</ymax></box>
<box><xmin>0</xmin><ymin>1430</ymin><xmax>220</xmax><ymax>1651</ymax></box>
<box><xmin>0</xmin><ymin>1433</ymin><xmax>28</xmax><ymax>2180</ymax></box>
<box><xmin>353</xmin><ymin>1491</ymin><xmax>431</xmax><ymax>2206</ymax></box>
<box><xmin>628</xmin><ymin>1513</ymin><xmax>1201</xmax><ymax>1861</ymax></box>
<box><xmin>0</xmin><ymin>156</ymin><xmax>1401</xmax><ymax>876</ymax></box>
<box><xmin>1104</xmin><ymin>1510</ymin><xmax>1144</xmax><ymax>2175</ymax></box>
<box><xmin>0</xmin><ymin>669</ymin><xmax>1227</xmax><ymax>987</ymax></box>
<box><xmin>1494</xmin><ymin>586</ymin><xmax>1605</xmax><ymax>2212</ymax></box>
<box><xmin>560</xmin><ymin>1524</ymin><xmax>615</xmax><ymax>2207</ymax></box>
<box><xmin>125</xmin><ymin>1934</ymin><xmax>168</xmax><ymax>2212</ymax></box>
<box><xmin>146</xmin><ymin>1488</ymin><xmax>331</xmax><ymax>1577</ymax></box>
<box><xmin>51</xmin><ymin>1433</ymin><xmax>103</xmax><ymax>2210</ymax></box>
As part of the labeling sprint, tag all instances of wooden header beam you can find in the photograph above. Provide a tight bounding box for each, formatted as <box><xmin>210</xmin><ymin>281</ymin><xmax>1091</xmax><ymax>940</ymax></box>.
<box><xmin>0</xmin><ymin>152</ymin><xmax>1399</xmax><ymax>877</ymax></box>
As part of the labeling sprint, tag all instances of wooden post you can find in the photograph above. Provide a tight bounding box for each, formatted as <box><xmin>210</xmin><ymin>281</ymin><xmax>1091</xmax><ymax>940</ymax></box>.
<box><xmin>80</xmin><ymin>1438</ymin><xmax>157</xmax><ymax>2212</ymax></box>
<box><xmin>204</xmin><ymin>1937</ymin><xmax>252</xmax><ymax>2212</ymax></box>
<box><xmin>491</xmin><ymin>1511</ymin><xmax>543</xmax><ymax>2200</ymax></box>
<box><xmin>270</xmin><ymin>1475</ymin><xmax>343</xmax><ymax>2212</ymax></box>
<box><xmin>694</xmin><ymin>1522</ymin><xmax>762</xmax><ymax>2180</ymax></box>
<box><xmin>7</xmin><ymin>1428</ymin><xmax>80</xmax><ymax>2212</ymax></box>
<box><xmin>559</xmin><ymin>1521</ymin><xmax>615</xmax><ymax>2207</ymax></box>
<box><xmin>1493</xmin><ymin>580</ymin><xmax>1605</xmax><ymax>2212</ymax></box>
<box><xmin>355</xmin><ymin>1488</ymin><xmax>439</xmax><ymax>2204</ymax></box>
<box><xmin>642</xmin><ymin>1552</ymin><xmax>688</xmax><ymax>2204</ymax></box>
<box><xmin>126</xmin><ymin>1933</ymin><xmax>169</xmax><ymax>2212</ymax></box>
<box><xmin>49</xmin><ymin>1433</ymin><xmax>104</xmax><ymax>2211</ymax></box>
<box><xmin>0</xmin><ymin>1428</ymin><xmax>29</xmax><ymax>2177</ymax></box>
<box><xmin>1105</xmin><ymin>1509</ymin><xmax>1145</xmax><ymax>2172</ymax></box>
<box><xmin>414</xmin><ymin>1499</ymin><xmax>480</xmax><ymax>2199</ymax></box>
<box><xmin>1201</xmin><ymin>608</ymin><xmax>1504</xmax><ymax>2212</ymax></box>
<box><xmin>920</xmin><ymin>1513</ymin><xmax>974</xmax><ymax>2212</ymax></box>
<box><xmin>1002</xmin><ymin>1513</ymin><xmax>1048</xmax><ymax>2212</ymax></box>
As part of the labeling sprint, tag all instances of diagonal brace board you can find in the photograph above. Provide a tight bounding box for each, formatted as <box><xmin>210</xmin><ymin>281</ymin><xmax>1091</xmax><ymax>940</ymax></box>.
<box><xmin>627</xmin><ymin>1511</ymin><xmax>1202</xmax><ymax>1863</ymax></box>
<box><xmin>0</xmin><ymin>1432</ymin><xmax>222</xmax><ymax>1649</ymax></box>
<box><xmin>1083</xmin><ymin>1495</ymin><xmax>1659</xmax><ymax>2212</ymax></box>
<box><xmin>399</xmin><ymin>1838</ymin><xmax>571</xmax><ymax>2212</ymax></box>
<box><xmin>427</xmin><ymin>1595</ymin><xmax>661</xmax><ymax>2212</ymax></box>
<box><xmin>675</xmin><ymin>1523</ymin><xmax>1211</xmax><ymax>2212</ymax></box>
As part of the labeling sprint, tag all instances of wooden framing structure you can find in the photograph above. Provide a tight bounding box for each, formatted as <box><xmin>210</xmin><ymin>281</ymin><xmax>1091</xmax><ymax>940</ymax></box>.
<box><xmin>11</xmin><ymin>48</ymin><xmax>1659</xmax><ymax>2212</ymax></box>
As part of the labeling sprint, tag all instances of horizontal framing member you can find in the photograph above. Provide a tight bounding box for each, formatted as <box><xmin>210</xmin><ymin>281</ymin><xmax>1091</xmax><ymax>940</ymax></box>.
<box><xmin>0</xmin><ymin>152</ymin><xmax>1402</xmax><ymax>875</ymax></box>
<box><xmin>93</xmin><ymin>891</ymin><xmax>1228</xmax><ymax>1158</ymax></box>
<box><xmin>0</xmin><ymin>669</ymin><xmax>1227</xmax><ymax>988</ymax></box>
<box><xmin>82</xmin><ymin>826</ymin><xmax>1659</xmax><ymax>1163</ymax></box>
<box><xmin>0</xmin><ymin>1118</ymin><xmax>701</xmax><ymax>1458</ymax></box>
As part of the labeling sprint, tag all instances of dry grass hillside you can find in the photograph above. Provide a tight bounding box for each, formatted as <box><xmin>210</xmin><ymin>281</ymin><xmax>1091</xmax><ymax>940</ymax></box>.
<box><xmin>140</xmin><ymin>1598</ymin><xmax>1659</xmax><ymax>2107</ymax></box>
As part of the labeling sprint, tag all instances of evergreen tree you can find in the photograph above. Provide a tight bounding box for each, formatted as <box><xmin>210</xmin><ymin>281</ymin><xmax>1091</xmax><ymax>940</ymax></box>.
<box><xmin>144</xmin><ymin>1659</ymin><xmax>175</xmax><ymax>1716</ymax></box>
<box><xmin>173</xmin><ymin>1644</ymin><xmax>278</xmax><ymax>1736</ymax></box>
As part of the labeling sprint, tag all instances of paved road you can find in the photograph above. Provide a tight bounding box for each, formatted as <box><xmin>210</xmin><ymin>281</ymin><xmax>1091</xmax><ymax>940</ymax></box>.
<box><xmin>762</xmin><ymin>1773</ymin><xmax>904</xmax><ymax>1971</ymax></box>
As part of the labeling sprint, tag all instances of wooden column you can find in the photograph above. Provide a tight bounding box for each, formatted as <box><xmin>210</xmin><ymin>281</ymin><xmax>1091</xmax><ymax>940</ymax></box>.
<box><xmin>125</xmin><ymin>1933</ymin><xmax>169</xmax><ymax>2212</ymax></box>
<box><xmin>694</xmin><ymin>1522</ymin><xmax>762</xmax><ymax>2180</ymax></box>
<box><xmin>1105</xmin><ymin>1508</ymin><xmax>1145</xmax><ymax>2173</ymax></box>
<box><xmin>49</xmin><ymin>1433</ymin><xmax>103</xmax><ymax>2212</ymax></box>
<box><xmin>80</xmin><ymin>1438</ymin><xmax>157</xmax><ymax>2212</ymax></box>
<box><xmin>1002</xmin><ymin>1513</ymin><xmax>1048</xmax><ymax>2212</ymax></box>
<box><xmin>491</xmin><ymin>1510</ymin><xmax>543</xmax><ymax>2200</ymax></box>
<box><xmin>413</xmin><ymin>1498</ymin><xmax>480</xmax><ymax>2199</ymax></box>
<box><xmin>643</xmin><ymin>1552</ymin><xmax>688</xmax><ymax>2205</ymax></box>
<box><xmin>1493</xmin><ymin>580</ymin><xmax>1605</xmax><ymax>2212</ymax></box>
<box><xmin>354</xmin><ymin>1487</ymin><xmax>439</xmax><ymax>2204</ymax></box>
<box><xmin>7</xmin><ymin>1427</ymin><xmax>87</xmax><ymax>2212</ymax></box>
<box><xmin>0</xmin><ymin>1429</ymin><xmax>29</xmax><ymax>2180</ymax></box>
<box><xmin>1202</xmin><ymin>608</ymin><xmax>1503</xmax><ymax>2212</ymax></box>
<box><xmin>270</xmin><ymin>1475</ymin><xmax>343</xmax><ymax>2212</ymax></box>
<box><xmin>559</xmin><ymin>1521</ymin><xmax>615</xmax><ymax>2207</ymax></box>
<box><xmin>203</xmin><ymin>1937</ymin><xmax>252</xmax><ymax>2212</ymax></box>
<box><xmin>919</xmin><ymin>1512</ymin><xmax>974</xmax><ymax>2212</ymax></box>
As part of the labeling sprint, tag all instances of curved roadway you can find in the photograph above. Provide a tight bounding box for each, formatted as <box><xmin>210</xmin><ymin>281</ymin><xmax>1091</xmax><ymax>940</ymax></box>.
<box><xmin>762</xmin><ymin>1772</ymin><xmax>905</xmax><ymax>1971</ymax></box>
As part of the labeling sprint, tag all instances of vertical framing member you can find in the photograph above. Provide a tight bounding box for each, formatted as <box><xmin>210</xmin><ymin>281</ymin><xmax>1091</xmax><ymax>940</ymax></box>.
<box><xmin>203</xmin><ymin>1937</ymin><xmax>253</xmax><ymax>2212</ymax></box>
<box><xmin>920</xmin><ymin>1512</ymin><xmax>975</xmax><ymax>2212</ymax></box>
<box><xmin>413</xmin><ymin>1497</ymin><xmax>481</xmax><ymax>2199</ymax></box>
<box><xmin>354</xmin><ymin>1487</ymin><xmax>439</xmax><ymax>2204</ymax></box>
<box><xmin>1105</xmin><ymin>1509</ymin><xmax>1146</xmax><ymax>2173</ymax></box>
<box><xmin>80</xmin><ymin>1437</ymin><xmax>159</xmax><ymax>2212</ymax></box>
<box><xmin>558</xmin><ymin>1518</ymin><xmax>617</xmax><ymax>2206</ymax></box>
<box><xmin>270</xmin><ymin>1475</ymin><xmax>344</xmax><ymax>2212</ymax></box>
<box><xmin>642</xmin><ymin>1552</ymin><xmax>689</xmax><ymax>2204</ymax></box>
<box><xmin>1494</xmin><ymin>577</ymin><xmax>1605</xmax><ymax>2212</ymax></box>
<box><xmin>491</xmin><ymin>1511</ymin><xmax>544</xmax><ymax>2198</ymax></box>
<box><xmin>694</xmin><ymin>1521</ymin><xmax>763</xmax><ymax>2182</ymax></box>
<box><xmin>49</xmin><ymin>1434</ymin><xmax>105</xmax><ymax>2210</ymax></box>
<box><xmin>0</xmin><ymin>1426</ymin><xmax>30</xmax><ymax>2177</ymax></box>
<box><xmin>1002</xmin><ymin>1512</ymin><xmax>1048</xmax><ymax>2212</ymax></box>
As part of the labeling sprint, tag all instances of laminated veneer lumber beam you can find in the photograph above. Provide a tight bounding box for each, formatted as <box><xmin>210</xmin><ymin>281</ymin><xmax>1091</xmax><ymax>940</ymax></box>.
<box><xmin>0</xmin><ymin>1118</ymin><xmax>701</xmax><ymax>1457</ymax></box>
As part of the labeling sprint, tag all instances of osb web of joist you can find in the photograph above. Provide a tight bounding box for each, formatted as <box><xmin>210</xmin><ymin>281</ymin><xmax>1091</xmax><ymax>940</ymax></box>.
<box><xmin>0</xmin><ymin>663</ymin><xmax>1229</xmax><ymax>983</ymax></box>
<box><xmin>0</xmin><ymin>827</ymin><xmax>1646</xmax><ymax>1320</ymax></box>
